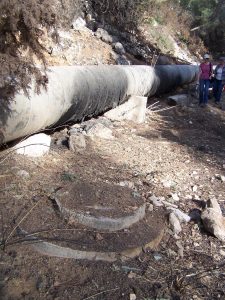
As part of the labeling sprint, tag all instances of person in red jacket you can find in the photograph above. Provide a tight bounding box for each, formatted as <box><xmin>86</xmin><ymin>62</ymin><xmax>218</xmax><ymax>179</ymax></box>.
<box><xmin>198</xmin><ymin>54</ymin><xmax>213</xmax><ymax>107</ymax></box>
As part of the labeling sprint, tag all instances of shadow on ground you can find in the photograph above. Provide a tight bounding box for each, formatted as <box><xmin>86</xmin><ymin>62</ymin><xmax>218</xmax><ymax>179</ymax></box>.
<box><xmin>140</xmin><ymin>97</ymin><xmax>225</xmax><ymax>170</ymax></box>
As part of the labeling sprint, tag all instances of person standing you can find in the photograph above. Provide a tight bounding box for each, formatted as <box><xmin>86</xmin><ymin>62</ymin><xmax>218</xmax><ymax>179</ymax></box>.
<box><xmin>213</xmin><ymin>57</ymin><xmax>225</xmax><ymax>104</ymax></box>
<box><xmin>198</xmin><ymin>54</ymin><xmax>213</xmax><ymax>107</ymax></box>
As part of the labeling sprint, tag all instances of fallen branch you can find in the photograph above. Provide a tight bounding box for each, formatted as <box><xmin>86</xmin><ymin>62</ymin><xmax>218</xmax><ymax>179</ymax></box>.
<box><xmin>147</xmin><ymin>101</ymin><xmax>160</xmax><ymax>109</ymax></box>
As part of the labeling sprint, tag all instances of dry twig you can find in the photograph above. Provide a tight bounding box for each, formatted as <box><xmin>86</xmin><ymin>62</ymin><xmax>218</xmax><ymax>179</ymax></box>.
<box><xmin>4</xmin><ymin>199</ymin><xmax>42</xmax><ymax>246</ymax></box>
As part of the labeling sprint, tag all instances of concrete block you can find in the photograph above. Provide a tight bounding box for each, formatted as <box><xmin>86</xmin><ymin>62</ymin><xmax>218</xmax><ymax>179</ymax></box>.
<box><xmin>167</xmin><ymin>94</ymin><xmax>189</xmax><ymax>106</ymax></box>
<box><xmin>16</xmin><ymin>133</ymin><xmax>51</xmax><ymax>157</ymax></box>
<box><xmin>104</xmin><ymin>96</ymin><xmax>147</xmax><ymax>124</ymax></box>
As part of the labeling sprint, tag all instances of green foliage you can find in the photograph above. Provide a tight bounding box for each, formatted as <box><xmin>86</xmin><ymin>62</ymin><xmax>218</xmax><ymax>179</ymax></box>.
<box><xmin>179</xmin><ymin>0</ymin><xmax>221</xmax><ymax>25</ymax></box>
<box><xmin>90</xmin><ymin>0</ymin><xmax>149</xmax><ymax>31</ymax></box>
<box><xmin>0</xmin><ymin>0</ymin><xmax>83</xmax><ymax>101</ymax></box>
<box><xmin>178</xmin><ymin>0</ymin><xmax>225</xmax><ymax>54</ymax></box>
<box><xmin>0</xmin><ymin>0</ymin><xmax>58</xmax><ymax>101</ymax></box>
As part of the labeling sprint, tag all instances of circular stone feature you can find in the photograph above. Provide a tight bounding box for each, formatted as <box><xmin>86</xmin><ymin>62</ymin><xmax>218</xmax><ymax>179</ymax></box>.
<box><xmin>21</xmin><ymin>204</ymin><xmax>166</xmax><ymax>254</ymax></box>
<box><xmin>54</xmin><ymin>180</ymin><xmax>144</xmax><ymax>217</ymax></box>
<box><xmin>18</xmin><ymin>180</ymin><xmax>166</xmax><ymax>262</ymax></box>
<box><xmin>51</xmin><ymin>180</ymin><xmax>146</xmax><ymax>231</ymax></box>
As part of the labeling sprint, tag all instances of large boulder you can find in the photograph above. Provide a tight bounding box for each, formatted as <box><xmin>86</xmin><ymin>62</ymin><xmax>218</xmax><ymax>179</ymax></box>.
<box><xmin>95</xmin><ymin>28</ymin><xmax>114</xmax><ymax>44</ymax></box>
<box><xmin>201</xmin><ymin>198</ymin><xmax>225</xmax><ymax>242</ymax></box>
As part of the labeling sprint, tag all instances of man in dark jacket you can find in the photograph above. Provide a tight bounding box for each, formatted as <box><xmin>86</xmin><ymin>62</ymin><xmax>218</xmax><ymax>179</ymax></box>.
<box><xmin>213</xmin><ymin>57</ymin><xmax>225</xmax><ymax>104</ymax></box>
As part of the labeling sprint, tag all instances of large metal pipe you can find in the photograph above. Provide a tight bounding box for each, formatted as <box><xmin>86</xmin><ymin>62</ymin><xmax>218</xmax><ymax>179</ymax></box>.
<box><xmin>0</xmin><ymin>65</ymin><xmax>198</xmax><ymax>144</ymax></box>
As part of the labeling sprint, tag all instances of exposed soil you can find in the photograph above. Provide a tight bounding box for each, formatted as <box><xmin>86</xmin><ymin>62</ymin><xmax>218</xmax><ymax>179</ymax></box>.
<box><xmin>21</xmin><ymin>210</ymin><xmax>165</xmax><ymax>253</ymax></box>
<box><xmin>0</xmin><ymin>93</ymin><xmax>225</xmax><ymax>299</ymax></box>
<box><xmin>53</xmin><ymin>180</ymin><xmax>145</xmax><ymax>218</ymax></box>
<box><xmin>41</xmin><ymin>28</ymin><xmax>115</xmax><ymax>67</ymax></box>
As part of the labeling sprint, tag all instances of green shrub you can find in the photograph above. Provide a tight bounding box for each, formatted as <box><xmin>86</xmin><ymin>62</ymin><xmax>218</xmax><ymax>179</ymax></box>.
<box><xmin>0</xmin><ymin>0</ymin><xmax>58</xmax><ymax>101</ymax></box>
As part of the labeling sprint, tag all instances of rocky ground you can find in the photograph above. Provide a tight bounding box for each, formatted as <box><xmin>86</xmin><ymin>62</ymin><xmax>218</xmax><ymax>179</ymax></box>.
<box><xmin>0</xmin><ymin>91</ymin><xmax>225</xmax><ymax>300</ymax></box>
<box><xmin>39</xmin><ymin>14</ymin><xmax>196</xmax><ymax>70</ymax></box>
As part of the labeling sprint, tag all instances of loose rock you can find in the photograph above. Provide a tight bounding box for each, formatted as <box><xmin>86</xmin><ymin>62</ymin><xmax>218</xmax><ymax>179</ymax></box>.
<box><xmin>173</xmin><ymin>209</ymin><xmax>191</xmax><ymax>223</ymax></box>
<box><xmin>130</xmin><ymin>293</ymin><xmax>137</xmax><ymax>300</ymax></box>
<box><xmin>169</xmin><ymin>212</ymin><xmax>182</xmax><ymax>235</ymax></box>
<box><xmin>148</xmin><ymin>204</ymin><xmax>154</xmax><ymax>212</ymax></box>
<box><xmin>167</xmin><ymin>248</ymin><xmax>177</xmax><ymax>257</ymax></box>
<box><xmin>55</xmin><ymin>137</ymin><xmax>68</xmax><ymax>148</ymax></box>
<box><xmin>16</xmin><ymin>170</ymin><xmax>30</xmax><ymax>179</ymax></box>
<box><xmin>128</xmin><ymin>272</ymin><xmax>136</xmax><ymax>279</ymax></box>
<box><xmin>153</xmin><ymin>253</ymin><xmax>162</xmax><ymax>261</ymax></box>
<box><xmin>95</xmin><ymin>233</ymin><xmax>103</xmax><ymax>241</ymax></box>
<box><xmin>95</xmin><ymin>28</ymin><xmax>113</xmax><ymax>43</ymax></box>
<box><xmin>86</xmin><ymin>123</ymin><xmax>114</xmax><ymax>140</ymax></box>
<box><xmin>119</xmin><ymin>181</ymin><xmax>135</xmax><ymax>189</ymax></box>
<box><xmin>201</xmin><ymin>198</ymin><xmax>225</xmax><ymax>241</ymax></box>
<box><xmin>192</xmin><ymin>185</ymin><xmax>198</xmax><ymax>192</ymax></box>
<box><xmin>116</xmin><ymin>55</ymin><xmax>130</xmax><ymax>65</ymax></box>
<box><xmin>71</xmin><ymin>17</ymin><xmax>86</xmax><ymax>31</ymax></box>
<box><xmin>171</xmin><ymin>193</ymin><xmax>180</xmax><ymax>202</ymax></box>
<box><xmin>162</xmin><ymin>179</ymin><xmax>176</xmax><ymax>188</ymax></box>
<box><xmin>113</xmin><ymin>42</ymin><xmax>125</xmax><ymax>55</ymax></box>
<box><xmin>149</xmin><ymin>195</ymin><xmax>163</xmax><ymax>207</ymax></box>
<box><xmin>69</xmin><ymin>133</ymin><xmax>86</xmax><ymax>152</ymax></box>
<box><xmin>15</xmin><ymin>134</ymin><xmax>51</xmax><ymax>157</ymax></box>
<box><xmin>208</xmin><ymin>197</ymin><xmax>222</xmax><ymax>213</ymax></box>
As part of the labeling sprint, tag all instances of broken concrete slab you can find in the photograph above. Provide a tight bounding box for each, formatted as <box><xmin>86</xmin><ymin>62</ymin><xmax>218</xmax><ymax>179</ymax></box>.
<box><xmin>207</xmin><ymin>198</ymin><xmax>223</xmax><ymax>215</ymax></box>
<box><xmin>53</xmin><ymin>196</ymin><xmax>146</xmax><ymax>232</ymax></box>
<box><xmin>169</xmin><ymin>212</ymin><xmax>182</xmax><ymax>235</ymax></box>
<box><xmin>172</xmin><ymin>209</ymin><xmax>191</xmax><ymax>223</ymax></box>
<box><xmin>15</xmin><ymin>134</ymin><xmax>51</xmax><ymax>157</ymax></box>
<box><xmin>201</xmin><ymin>198</ymin><xmax>225</xmax><ymax>242</ymax></box>
<box><xmin>19</xmin><ymin>225</ymin><xmax>164</xmax><ymax>262</ymax></box>
<box><xmin>201</xmin><ymin>209</ymin><xmax>225</xmax><ymax>242</ymax></box>
<box><xmin>167</xmin><ymin>94</ymin><xmax>190</xmax><ymax>106</ymax></box>
<box><xmin>104</xmin><ymin>96</ymin><xmax>147</xmax><ymax>124</ymax></box>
